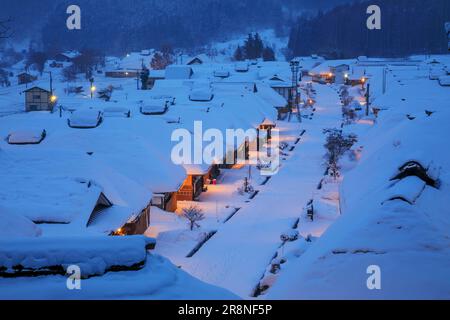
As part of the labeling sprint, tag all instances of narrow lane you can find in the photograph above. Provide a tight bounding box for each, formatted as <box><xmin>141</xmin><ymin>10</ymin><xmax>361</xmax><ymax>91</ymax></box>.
<box><xmin>180</xmin><ymin>84</ymin><xmax>343</xmax><ymax>298</ymax></box>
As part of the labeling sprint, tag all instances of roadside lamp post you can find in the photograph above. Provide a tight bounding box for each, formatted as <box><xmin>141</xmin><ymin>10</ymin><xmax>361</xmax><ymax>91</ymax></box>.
<box><xmin>89</xmin><ymin>77</ymin><xmax>96</xmax><ymax>98</ymax></box>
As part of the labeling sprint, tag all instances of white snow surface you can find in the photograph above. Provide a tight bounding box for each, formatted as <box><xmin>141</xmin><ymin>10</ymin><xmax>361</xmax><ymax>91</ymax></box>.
<box><xmin>268</xmin><ymin>59</ymin><xmax>450</xmax><ymax>300</ymax></box>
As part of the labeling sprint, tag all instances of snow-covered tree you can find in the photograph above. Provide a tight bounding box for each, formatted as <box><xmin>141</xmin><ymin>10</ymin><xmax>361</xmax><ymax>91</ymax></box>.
<box><xmin>140</xmin><ymin>67</ymin><xmax>149</xmax><ymax>90</ymax></box>
<box><xmin>0</xmin><ymin>68</ymin><xmax>10</xmax><ymax>87</ymax></box>
<box><xmin>62</xmin><ymin>65</ymin><xmax>77</xmax><ymax>82</ymax></box>
<box><xmin>0</xmin><ymin>18</ymin><xmax>11</xmax><ymax>40</ymax></box>
<box><xmin>150</xmin><ymin>49</ymin><xmax>173</xmax><ymax>70</ymax></box>
<box><xmin>26</xmin><ymin>51</ymin><xmax>48</xmax><ymax>75</ymax></box>
<box><xmin>323</xmin><ymin>129</ymin><xmax>357</xmax><ymax>180</ymax></box>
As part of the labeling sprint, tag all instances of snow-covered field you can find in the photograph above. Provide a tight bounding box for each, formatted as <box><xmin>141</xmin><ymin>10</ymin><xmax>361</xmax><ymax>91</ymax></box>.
<box><xmin>0</xmin><ymin>44</ymin><xmax>449</xmax><ymax>299</ymax></box>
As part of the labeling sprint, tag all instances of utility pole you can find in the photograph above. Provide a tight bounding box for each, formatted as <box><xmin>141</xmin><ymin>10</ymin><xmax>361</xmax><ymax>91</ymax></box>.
<box><xmin>136</xmin><ymin>69</ymin><xmax>140</xmax><ymax>90</ymax></box>
<box><xmin>365</xmin><ymin>83</ymin><xmax>371</xmax><ymax>117</ymax></box>
<box><xmin>89</xmin><ymin>77</ymin><xmax>95</xmax><ymax>98</ymax></box>
<box><xmin>49</xmin><ymin>71</ymin><xmax>53</xmax><ymax>95</ymax></box>
<box><xmin>382</xmin><ymin>67</ymin><xmax>387</xmax><ymax>94</ymax></box>
<box><xmin>44</xmin><ymin>71</ymin><xmax>53</xmax><ymax>94</ymax></box>
<box><xmin>289</xmin><ymin>60</ymin><xmax>301</xmax><ymax>123</ymax></box>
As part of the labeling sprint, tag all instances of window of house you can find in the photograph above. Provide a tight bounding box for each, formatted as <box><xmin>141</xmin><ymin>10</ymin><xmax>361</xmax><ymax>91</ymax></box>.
<box><xmin>33</xmin><ymin>95</ymin><xmax>41</xmax><ymax>100</ymax></box>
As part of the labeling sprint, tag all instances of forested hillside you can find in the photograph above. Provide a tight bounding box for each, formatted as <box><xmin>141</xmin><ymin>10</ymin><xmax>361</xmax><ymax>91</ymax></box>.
<box><xmin>288</xmin><ymin>0</ymin><xmax>450</xmax><ymax>58</ymax></box>
<box><xmin>1</xmin><ymin>0</ymin><xmax>352</xmax><ymax>54</ymax></box>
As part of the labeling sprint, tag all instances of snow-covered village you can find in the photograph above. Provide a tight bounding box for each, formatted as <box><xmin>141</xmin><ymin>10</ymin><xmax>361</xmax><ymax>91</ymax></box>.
<box><xmin>0</xmin><ymin>0</ymin><xmax>449</xmax><ymax>303</ymax></box>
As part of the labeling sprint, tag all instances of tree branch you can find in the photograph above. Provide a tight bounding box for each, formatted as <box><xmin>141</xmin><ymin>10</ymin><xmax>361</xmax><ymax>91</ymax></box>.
<box><xmin>0</xmin><ymin>17</ymin><xmax>13</xmax><ymax>39</ymax></box>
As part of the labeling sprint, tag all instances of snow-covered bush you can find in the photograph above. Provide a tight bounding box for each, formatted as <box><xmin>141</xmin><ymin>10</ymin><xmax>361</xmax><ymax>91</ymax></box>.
<box><xmin>97</xmin><ymin>85</ymin><xmax>114</xmax><ymax>101</ymax></box>
<box><xmin>280</xmin><ymin>229</ymin><xmax>299</xmax><ymax>242</ymax></box>
<box><xmin>237</xmin><ymin>177</ymin><xmax>254</xmax><ymax>195</ymax></box>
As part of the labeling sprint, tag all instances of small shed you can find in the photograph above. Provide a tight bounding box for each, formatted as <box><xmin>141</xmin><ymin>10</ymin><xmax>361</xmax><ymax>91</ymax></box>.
<box><xmin>235</xmin><ymin>62</ymin><xmax>249</xmax><ymax>73</ymax></box>
<box><xmin>7</xmin><ymin>130</ymin><xmax>47</xmax><ymax>145</ymax></box>
<box><xmin>68</xmin><ymin>110</ymin><xmax>103</xmax><ymax>129</ymax></box>
<box><xmin>24</xmin><ymin>87</ymin><xmax>54</xmax><ymax>112</ymax></box>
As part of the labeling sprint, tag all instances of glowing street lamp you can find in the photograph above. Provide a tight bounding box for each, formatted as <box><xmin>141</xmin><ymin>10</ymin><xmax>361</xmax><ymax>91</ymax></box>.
<box><xmin>50</xmin><ymin>95</ymin><xmax>58</xmax><ymax>104</ymax></box>
<box><xmin>361</xmin><ymin>77</ymin><xmax>366</xmax><ymax>89</ymax></box>
<box><xmin>89</xmin><ymin>77</ymin><xmax>95</xmax><ymax>98</ymax></box>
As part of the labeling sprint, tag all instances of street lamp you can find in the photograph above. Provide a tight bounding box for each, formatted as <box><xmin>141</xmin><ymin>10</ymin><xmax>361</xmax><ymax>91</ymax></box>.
<box><xmin>89</xmin><ymin>77</ymin><xmax>95</xmax><ymax>98</ymax></box>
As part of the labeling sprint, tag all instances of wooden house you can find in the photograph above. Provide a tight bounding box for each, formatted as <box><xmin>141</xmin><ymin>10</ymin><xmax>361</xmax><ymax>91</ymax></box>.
<box><xmin>186</xmin><ymin>54</ymin><xmax>209</xmax><ymax>66</ymax></box>
<box><xmin>105</xmin><ymin>70</ymin><xmax>139</xmax><ymax>78</ymax></box>
<box><xmin>18</xmin><ymin>72</ymin><xmax>37</xmax><ymax>85</ymax></box>
<box><xmin>330</xmin><ymin>64</ymin><xmax>350</xmax><ymax>84</ymax></box>
<box><xmin>151</xmin><ymin>192</ymin><xmax>179</xmax><ymax>213</ymax></box>
<box><xmin>24</xmin><ymin>87</ymin><xmax>54</xmax><ymax>112</ymax></box>
<box><xmin>264</xmin><ymin>75</ymin><xmax>294</xmax><ymax>101</ymax></box>
<box><xmin>53</xmin><ymin>51</ymin><xmax>80</xmax><ymax>63</ymax></box>
<box><xmin>177</xmin><ymin>165</ymin><xmax>220</xmax><ymax>202</ymax></box>
<box><xmin>113</xmin><ymin>205</ymin><xmax>151</xmax><ymax>236</ymax></box>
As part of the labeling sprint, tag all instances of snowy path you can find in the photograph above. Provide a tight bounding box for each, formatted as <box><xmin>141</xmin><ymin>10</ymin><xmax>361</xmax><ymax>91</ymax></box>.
<box><xmin>180</xmin><ymin>84</ymin><xmax>343</xmax><ymax>298</ymax></box>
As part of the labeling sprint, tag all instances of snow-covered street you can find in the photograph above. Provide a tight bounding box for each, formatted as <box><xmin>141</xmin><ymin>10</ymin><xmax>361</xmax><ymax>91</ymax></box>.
<box><xmin>153</xmin><ymin>84</ymin><xmax>344</xmax><ymax>298</ymax></box>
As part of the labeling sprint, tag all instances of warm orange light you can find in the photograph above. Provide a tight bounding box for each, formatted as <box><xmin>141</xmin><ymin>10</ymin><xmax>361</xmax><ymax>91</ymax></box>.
<box><xmin>361</xmin><ymin>77</ymin><xmax>366</xmax><ymax>83</ymax></box>
<box><xmin>50</xmin><ymin>95</ymin><xmax>57</xmax><ymax>103</ymax></box>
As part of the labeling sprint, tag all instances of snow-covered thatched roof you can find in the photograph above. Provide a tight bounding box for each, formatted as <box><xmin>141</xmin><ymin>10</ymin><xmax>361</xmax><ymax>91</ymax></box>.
<box><xmin>7</xmin><ymin>129</ymin><xmax>46</xmax><ymax>145</ymax></box>
<box><xmin>68</xmin><ymin>110</ymin><xmax>103</xmax><ymax>128</ymax></box>
<box><xmin>165</xmin><ymin>65</ymin><xmax>193</xmax><ymax>79</ymax></box>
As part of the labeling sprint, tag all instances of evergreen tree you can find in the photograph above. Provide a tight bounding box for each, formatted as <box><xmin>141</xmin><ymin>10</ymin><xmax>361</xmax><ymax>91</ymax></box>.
<box><xmin>233</xmin><ymin>45</ymin><xmax>244</xmax><ymax>61</ymax></box>
<box><xmin>262</xmin><ymin>47</ymin><xmax>276</xmax><ymax>61</ymax></box>
<box><xmin>140</xmin><ymin>67</ymin><xmax>149</xmax><ymax>90</ymax></box>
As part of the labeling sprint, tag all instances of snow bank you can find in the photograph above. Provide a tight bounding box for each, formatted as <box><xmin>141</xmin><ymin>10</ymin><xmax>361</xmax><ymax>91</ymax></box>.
<box><xmin>0</xmin><ymin>254</ymin><xmax>238</xmax><ymax>300</ymax></box>
<box><xmin>269</xmin><ymin>71</ymin><xmax>450</xmax><ymax>300</ymax></box>
<box><xmin>103</xmin><ymin>107</ymin><xmax>131</xmax><ymax>118</ymax></box>
<box><xmin>0</xmin><ymin>235</ymin><xmax>155</xmax><ymax>277</ymax></box>
<box><xmin>438</xmin><ymin>75</ymin><xmax>450</xmax><ymax>86</ymax></box>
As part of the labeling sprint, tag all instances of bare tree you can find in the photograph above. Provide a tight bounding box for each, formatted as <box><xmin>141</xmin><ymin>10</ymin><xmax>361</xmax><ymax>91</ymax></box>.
<box><xmin>26</xmin><ymin>51</ymin><xmax>49</xmax><ymax>75</ymax></box>
<box><xmin>62</xmin><ymin>65</ymin><xmax>78</xmax><ymax>82</ymax></box>
<box><xmin>182</xmin><ymin>205</ymin><xmax>205</xmax><ymax>231</ymax></box>
<box><xmin>0</xmin><ymin>18</ymin><xmax>12</xmax><ymax>39</ymax></box>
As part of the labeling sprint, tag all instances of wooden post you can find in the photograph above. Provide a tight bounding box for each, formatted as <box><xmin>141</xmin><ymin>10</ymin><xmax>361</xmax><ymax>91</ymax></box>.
<box><xmin>365</xmin><ymin>83</ymin><xmax>370</xmax><ymax>117</ymax></box>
